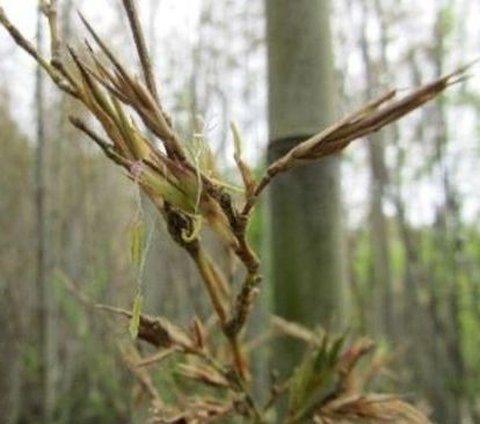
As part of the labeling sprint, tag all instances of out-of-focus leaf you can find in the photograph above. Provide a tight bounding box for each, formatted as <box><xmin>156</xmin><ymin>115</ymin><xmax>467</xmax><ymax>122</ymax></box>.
<box><xmin>328</xmin><ymin>333</ymin><xmax>347</xmax><ymax>366</ymax></box>
<box><xmin>190</xmin><ymin>131</ymin><xmax>218</xmax><ymax>179</ymax></box>
<box><xmin>289</xmin><ymin>348</ymin><xmax>317</xmax><ymax>412</ymax></box>
<box><xmin>271</xmin><ymin>315</ymin><xmax>324</xmax><ymax>345</ymax></box>
<box><xmin>129</xmin><ymin>292</ymin><xmax>144</xmax><ymax>339</ymax></box>
<box><xmin>318</xmin><ymin>393</ymin><xmax>432</xmax><ymax>423</ymax></box>
<box><xmin>139</xmin><ymin>167</ymin><xmax>195</xmax><ymax>213</ymax></box>
<box><xmin>177</xmin><ymin>363</ymin><xmax>230</xmax><ymax>388</ymax></box>
<box><xmin>191</xmin><ymin>317</ymin><xmax>207</xmax><ymax>350</ymax></box>
<box><xmin>288</xmin><ymin>335</ymin><xmax>346</xmax><ymax>418</ymax></box>
<box><xmin>129</xmin><ymin>220</ymin><xmax>145</xmax><ymax>268</ymax></box>
<box><xmin>230</xmin><ymin>121</ymin><xmax>255</xmax><ymax>196</ymax></box>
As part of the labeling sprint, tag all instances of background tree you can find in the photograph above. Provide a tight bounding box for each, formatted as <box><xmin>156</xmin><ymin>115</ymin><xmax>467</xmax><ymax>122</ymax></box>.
<box><xmin>0</xmin><ymin>91</ymin><xmax>34</xmax><ymax>424</ymax></box>
<box><xmin>266</xmin><ymin>0</ymin><xmax>346</xmax><ymax>375</ymax></box>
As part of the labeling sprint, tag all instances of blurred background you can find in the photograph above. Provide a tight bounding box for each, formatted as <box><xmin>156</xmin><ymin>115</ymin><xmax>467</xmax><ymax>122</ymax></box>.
<box><xmin>1</xmin><ymin>0</ymin><xmax>480</xmax><ymax>423</ymax></box>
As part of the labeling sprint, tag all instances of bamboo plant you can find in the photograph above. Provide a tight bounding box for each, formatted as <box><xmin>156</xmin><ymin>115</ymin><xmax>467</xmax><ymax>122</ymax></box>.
<box><xmin>0</xmin><ymin>1</ymin><xmax>471</xmax><ymax>422</ymax></box>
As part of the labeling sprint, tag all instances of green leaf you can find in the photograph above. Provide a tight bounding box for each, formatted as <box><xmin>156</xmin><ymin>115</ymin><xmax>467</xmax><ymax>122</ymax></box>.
<box><xmin>328</xmin><ymin>333</ymin><xmax>347</xmax><ymax>366</ymax></box>
<box><xmin>129</xmin><ymin>220</ymin><xmax>145</xmax><ymax>268</ymax></box>
<box><xmin>129</xmin><ymin>293</ymin><xmax>143</xmax><ymax>339</ymax></box>
<box><xmin>139</xmin><ymin>167</ymin><xmax>195</xmax><ymax>213</ymax></box>
<box><xmin>313</xmin><ymin>335</ymin><xmax>329</xmax><ymax>373</ymax></box>
<box><xmin>289</xmin><ymin>352</ymin><xmax>315</xmax><ymax>412</ymax></box>
<box><xmin>289</xmin><ymin>335</ymin><xmax>344</xmax><ymax>416</ymax></box>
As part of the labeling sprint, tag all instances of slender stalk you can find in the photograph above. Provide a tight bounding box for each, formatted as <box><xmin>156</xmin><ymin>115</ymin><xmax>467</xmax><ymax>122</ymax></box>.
<box><xmin>41</xmin><ymin>0</ymin><xmax>61</xmax><ymax>63</ymax></box>
<box><xmin>189</xmin><ymin>246</ymin><xmax>229</xmax><ymax>325</ymax></box>
<box><xmin>0</xmin><ymin>7</ymin><xmax>75</xmax><ymax>95</ymax></box>
<box><xmin>121</xmin><ymin>0</ymin><xmax>159</xmax><ymax>103</ymax></box>
<box><xmin>188</xmin><ymin>244</ymin><xmax>249</xmax><ymax>379</ymax></box>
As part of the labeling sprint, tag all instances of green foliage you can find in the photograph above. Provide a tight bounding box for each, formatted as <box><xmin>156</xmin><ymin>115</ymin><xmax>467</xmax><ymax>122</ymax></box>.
<box><xmin>51</xmin><ymin>347</ymin><xmax>131</xmax><ymax>424</ymax></box>
<box><xmin>437</xmin><ymin>5</ymin><xmax>455</xmax><ymax>40</ymax></box>
<box><xmin>288</xmin><ymin>335</ymin><xmax>345</xmax><ymax>415</ymax></box>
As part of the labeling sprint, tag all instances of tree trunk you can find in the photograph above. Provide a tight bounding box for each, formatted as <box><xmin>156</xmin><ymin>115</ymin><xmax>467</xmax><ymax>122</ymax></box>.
<box><xmin>359</xmin><ymin>0</ymin><xmax>394</xmax><ymax>338</ymax></box>
<box><xmin>266</xmin><ymin>0</ymin><xmax>345</xmax><ymax>377</ymax></box>
<box><xmin>427</xmin><ymin>3</ymin><xmax>465</xmax><ymax>420</ymax></box>
<box><xmin>22</xmin><ymin>5</ymin><xmax>50</xmax><ymax>423</ymax></box>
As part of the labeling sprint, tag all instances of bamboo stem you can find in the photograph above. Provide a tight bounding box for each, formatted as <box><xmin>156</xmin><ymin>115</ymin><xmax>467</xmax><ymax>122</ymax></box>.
<box><xmin>121</xmin><ymin>0</ymin><xmax>159</xmax><ymax>103</ymax></box>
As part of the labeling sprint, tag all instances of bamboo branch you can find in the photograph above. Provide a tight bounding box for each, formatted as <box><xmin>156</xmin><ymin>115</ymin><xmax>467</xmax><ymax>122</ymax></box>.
<box><xmin>241</xmin><ymin>66</ymin><xmax>471</xmax><ymax>216</ymax></box>
<box><xmin>121</xmin><ymin>0</ymin><xmax>159</xmax><ymax>103</ymax></box>
<box><xmin>78</xmin><ymin>12</ymin><xmax>186</xmax><ymax>160</ymax></box>
<box><xmin>189</xmin><ymin>246</ymin><xmax>229</xmax><ymax>325</ymax></box>
<box><xmin>163</xmin><ymin>204</ymin><xmax>249</xmax><ymax>379</ymax></box>
<box><xmin>41</xmin><ymin>0</ymin><xmax>61</xmax><ymax>64</ymax></box>
<box><xmin>69</xmin><ymin>116</ymin><xmax>132</xmax><ymax>168</ymax></box>
<box><xmin>122</xmin><ymin>347</ymin><xmax>165</xmax><ymax>409</ymax></box>
<box><xmin>0</xmin><ymin>6</ymin><xmax>76</xmax><ymax>96</ymax></box>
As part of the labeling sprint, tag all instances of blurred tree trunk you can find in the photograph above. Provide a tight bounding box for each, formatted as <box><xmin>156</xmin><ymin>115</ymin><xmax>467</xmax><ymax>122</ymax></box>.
<box><xmin>0</xmin><ymin>98</ymin><xmax>32</xmax><ymax>424</ymax></box>
<box><xmin>393</xmin><ymin>51</ymin><xmax>452</xmax><ymax>424</ymax></box>
<box><xmin>266</xmin><ymin>0</ymin><xmax>345</xmax><ymax>377</ymax></box>
<box><xmin>427</xmin><ymin>2</ymin><xmax>465</xmax><ymax>420</ymax></box>
<box><xmin>23</xmin><ymin>4</ymin><xmax>50</xmax><ymax>422</ymax></box>
<box><xmin>47</xmin><ymin>0</ymin><xmax>76</xmax><ymax>420</ymax></box>
<box><xmin>0</xmin><ymin>286</ymin><xmax>21</xmax><ymax>424</ymax></box>
<box><xmin>388</xmin><ymin>5</ymin><xmax>465</xmax><ymax>420</ymax></box>
<box><xmin>359</xmin><ymin>0</ymin><xmax>394</xmax><ymax>338</ymax></box>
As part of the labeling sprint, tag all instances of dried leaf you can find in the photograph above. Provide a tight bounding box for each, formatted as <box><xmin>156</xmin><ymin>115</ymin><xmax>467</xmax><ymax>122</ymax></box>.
<box><xmin>96</xmin><ymin>304</ymin><xmax>194</xmax><ymax>349</ymax></box>
<box><xmin>318</xmin><ymin>393</ymin><xmax>432</xmax><ymax>423</ymax></box>
<box><xmin>230</xmin><ymin>121</ymin><xmax>256</xmax><ymax>196</ymax></box>
<box><xmin>272</xmin><ymin>315</ymin><xmax>324</xmax><ymax>346</ymax></box>
<box><xmin>136</xmin><ymin>347</ymin><xmax>177</xmax><ymax>368</ymax></box>
<box><xmin>191</xmin><ymin>317</ymin><xmax>207</xmax><ymax>350</ymax></box>
<box><xmin>177</xmin><ymin>363</ymin><xmax>230</xmax><ymax>389</ymax></box>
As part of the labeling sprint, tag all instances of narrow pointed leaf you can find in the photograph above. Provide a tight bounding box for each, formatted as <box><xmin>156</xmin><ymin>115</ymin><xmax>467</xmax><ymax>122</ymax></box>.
<box><xmin>129</xmin><ymin>292</ymin><xmax>144</xmax><ymax>339</ymax></box>
<box><xmin>129</xmin><ymin>220</ymin><xmax>145</xmax><ymax>268</ymax></box>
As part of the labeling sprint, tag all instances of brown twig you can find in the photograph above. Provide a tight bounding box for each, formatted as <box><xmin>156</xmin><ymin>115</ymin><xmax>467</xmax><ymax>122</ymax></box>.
<box><xmin>135</xmin><ymin>347</ymin><xmax>179</xmax><ymax>368</ymax></box>
<box><xmin>55</xmin><ymin>268</ymin><xmax>96</xmax><ymax>309</ymax></box>
<box><xmin>226</xmin><ymin>273</ymin><xmax>261</xmax><ymax>338</ymax></box>
<box><xmin>189</xmin><ymin>246</ymin><xmax>229</xmax><ymax>325</ymax></box>
<box><xmin>211</xmin><ymin>188</ymin><xmax>261</xmax><ymax>339</ymax></box>
<box><xmin>271</xmin><ymin>315</ymin><xmax>325</xmax><ymax>346</ymax></box>
<box><xmin>163</xmin><ymin>205</ymin><xmax>249</xmax><ymax>379</ymax></box>
<box><xmin>0</xmin><ymin>7</ymin><xmax>76</xmax><ymax>96</ymax></box>
<box><xmin>121</xmin><ymin>0</ymin><xmax>159</xmax><ymax>103</ymax></box>
<box><xmin>122</xmin><ymin>346</ymin><xmax>165</xmax><ymax>408</ymax></box>
<box><xmin>95</xmin><ymin>304</ymin><xmax>195</xmax><ymax>350</ymax></box>
<box><xmin>41</xmin><ymin>0</ymin><xmax>61</xmax><ymax>64</ymax></box>
<box><xmin>69</xmin><ymin>116</ymin><xmax>133</xmax><ymax>168</ymax></box>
